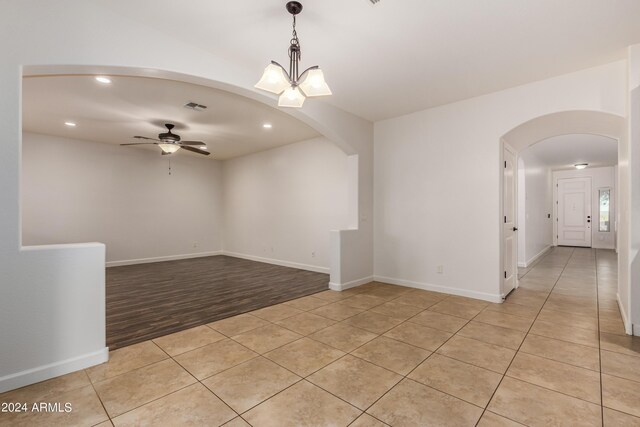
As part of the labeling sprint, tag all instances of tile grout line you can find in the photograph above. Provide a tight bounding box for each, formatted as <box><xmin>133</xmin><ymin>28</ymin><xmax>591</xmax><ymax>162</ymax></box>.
<box><xmin>219</xmin><ymin>288</ymin><xmax>482</xmax><ymax>424</ymax></box>
<box><xmin>596</xmin><ymin>248</ymin><xmax>604</xmax><ymax>426</ymax></box>
<box><xmin>13</xmin><ymin>260</ymin><xmax>621</xmax><ymax>426</ymax></box>
<box><xmin>134</xmin><ymin>260</ymin><xmax>579</xmax><ymax>424</ymax></box>
<box><xmin>205</xmin><ymin>287</ymin><xmax>527</xmax><ymax>422</ymax></box>
<box><xmin>343</xmin><ymin>294</ymin><xmax>493</xmax><ymax>421</ymax></box>
<box><xmin>87</xmin><ymin>378</ymin><xmax>111</xmax><ymax>426</ymax></box>
<box><xmin>474</xmin><ymin>247</ymin><xmax>576</xmax><ymax>426</ymax></box>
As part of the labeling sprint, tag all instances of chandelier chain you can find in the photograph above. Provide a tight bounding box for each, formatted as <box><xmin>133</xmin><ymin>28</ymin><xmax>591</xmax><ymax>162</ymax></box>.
<box><xmin>289</xmin><ymin>14</ymin><xmax>301</xmax><ymax>60</ymax></box>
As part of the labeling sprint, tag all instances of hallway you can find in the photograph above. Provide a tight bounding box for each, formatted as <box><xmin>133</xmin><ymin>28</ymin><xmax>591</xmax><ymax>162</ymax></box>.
<box><xmin>500</xmin><ymin>247</ymin><xmax>638</xmax><ymax>425</ymax></box>
<box><xmin>1</xmin><ymin>248</ymin><xmax>639</xmax><ymax>426</ymax></box>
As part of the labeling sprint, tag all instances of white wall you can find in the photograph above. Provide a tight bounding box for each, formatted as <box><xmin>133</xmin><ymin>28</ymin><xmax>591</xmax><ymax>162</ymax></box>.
<box><xmin>222</xmin><ymin>137</ymin><xmax>350</xmax><ymax>272</ymax></box>
<box><xmin>628</xmin><ymin>44</ymin><xmax>640</xmax><ymax>335</ymax></box>
<box><xmin>22</xmin><ymin>133</ymin><xmax>224</xmax><ymax>265</ymax></box>
<box><xmin>374</xmin><ymin>60</ymin><xmax>627</xmax><ymax>302</ymax></box>
<box><xmin>518</xmin><ymin>152</ymin><xmax>553</xmax><ymax>266</ymax></box>
<box><xmin>553</xmin><ymin>166</ymin><xmax>616</xmax><ymax>250</ymax></box>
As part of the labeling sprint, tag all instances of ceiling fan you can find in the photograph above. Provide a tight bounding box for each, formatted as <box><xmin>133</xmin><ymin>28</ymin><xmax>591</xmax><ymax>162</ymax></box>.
<box><xmin>120</xmin><ymin>123</ymin><xmax>210</xmax><ymax>156</ymax></box>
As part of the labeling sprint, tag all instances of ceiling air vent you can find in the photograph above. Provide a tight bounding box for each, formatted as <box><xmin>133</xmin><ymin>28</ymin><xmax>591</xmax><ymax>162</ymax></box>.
<box><xmin>184</xmin><ymin>102</ymin><xmax>207</xmax><ymax>111</ymax></box>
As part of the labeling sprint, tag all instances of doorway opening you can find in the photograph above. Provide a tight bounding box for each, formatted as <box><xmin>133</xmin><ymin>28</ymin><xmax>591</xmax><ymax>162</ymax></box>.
<box><xmin>499</xmin><ymin>111</ymin><xmax>626</xmax><ymax>294</ymax></box>
<box><xmin>517</xmin><ymin>133</ymin><xmax>618</xmax><ymax>268</ymax></box>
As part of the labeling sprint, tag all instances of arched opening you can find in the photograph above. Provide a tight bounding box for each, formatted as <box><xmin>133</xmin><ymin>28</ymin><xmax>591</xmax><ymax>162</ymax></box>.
<box><xmin>499</xmin><ymin>110</ymin><xmax>630</xmax><ymax>333</ymax></box>
<box><xmin>20</xmin><ymin>68</ymin><xmax>360</xmax><ymax>348</ymax></box>
<box><xmin>1</xmin><ymin>60</ymin><xmax>373</xmax><ymax>392</ymax></box>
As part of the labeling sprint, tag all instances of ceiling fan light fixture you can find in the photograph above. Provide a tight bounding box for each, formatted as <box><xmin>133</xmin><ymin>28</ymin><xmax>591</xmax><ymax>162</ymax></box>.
<box><xmin>255</xmin><ymin>63</ymin><xmax>290</xmax><ymax>94</ymax></box>
<box><xmin>574</xmin><ymin>163</ymin><xmax>588</xmax><ymax>170</ymax></box>
<box><xmin>278</xmin><ymin>86</ymin><xmax>305</xmax><ymax>108</ymax></box>
<box><xmin>159</xmin><ymin>144</ymin><xmax>180</xmax><ymax>154</ymax></box>
<box><xmin>299</xmin><ymin>68</ymin><xmax>332</xmax><ymax>97</ymax></box>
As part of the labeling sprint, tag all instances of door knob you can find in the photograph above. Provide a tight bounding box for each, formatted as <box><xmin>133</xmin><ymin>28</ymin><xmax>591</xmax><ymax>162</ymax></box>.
<box><xmin>513</xmin><ymin>227</ymin><xmax>518</xmax><ymax>231</ymax></box>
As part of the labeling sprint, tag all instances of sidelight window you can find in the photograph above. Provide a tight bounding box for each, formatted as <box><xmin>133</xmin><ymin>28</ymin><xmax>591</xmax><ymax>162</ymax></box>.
<box><xmin>599</xmin><ymin>189</ymin><xmax>611</xmax><ymax>232</ymax></box>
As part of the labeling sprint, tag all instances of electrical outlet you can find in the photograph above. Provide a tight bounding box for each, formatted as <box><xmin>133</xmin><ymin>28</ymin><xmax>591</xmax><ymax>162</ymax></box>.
<box><xmin>437</xmin><ymin>265</ymin><xmax>444</xmax><ymax>274</ymax></box>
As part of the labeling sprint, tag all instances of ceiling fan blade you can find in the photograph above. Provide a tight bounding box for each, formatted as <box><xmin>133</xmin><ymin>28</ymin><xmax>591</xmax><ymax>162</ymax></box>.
<box><xmin>180</xmin><ymin>145</ymin><xmax>211</xmax><ymax>156</ymax></box>
<box><xmin>120</xmin><ymin>142</ymin><xmax>158</xmax><ymax>146</ymax></box>
<box><xmin>180</xmin><ymin>141</ymin><xmax>205</xmax><ymax>146</ymax></box>
<box><xmin>133</xmin><ymin>136</ymin><xmax>160</xmax><ymax>141</ymax></box>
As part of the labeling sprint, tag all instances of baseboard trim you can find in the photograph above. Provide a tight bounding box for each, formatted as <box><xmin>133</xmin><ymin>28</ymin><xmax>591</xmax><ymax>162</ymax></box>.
<box><xmin>0</xmin><ymin>347</ymin><xmax>108</xmax><ymax>393</ymax></box>
<box><xmin>374</xmin><ymin>275</ymin><xmax>503</xmax><ymax>303</ymax></box>
<box><xmin>106</xmin><ymin>251</ymin><xmax>223</xmax><ymax>267</ymax></box>
<box><xmin>105</xmin><ymin>250</ymin><xmax>329</xmax><ymax>275</ymax></box>
<box><xmin>329</xmin><ymin>276</ymin><xmax>374</xmax><ymax>291</ymax></box>
<box><xmin>616</xmin><ymin>293</ymin><xmax>633</xmax><ymax>335</ymax></box>
<box><xmin>222</xmin><ymin>252</ymin><xmax>329</xmax><ymax>274</ymax></box>
<box><xmin>520</xmin><ymin>245</ymin><xmax>552</xmax><ymax>269</ymax></box>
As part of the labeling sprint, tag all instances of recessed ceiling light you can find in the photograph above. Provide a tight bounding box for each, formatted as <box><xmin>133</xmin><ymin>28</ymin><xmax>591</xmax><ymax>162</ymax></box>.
<box><xmin>574</xmin><ymin>163</ymin><xmax>588</xmax><ymax>170</ymax></box>
<box><xmin>95</xmin><ymin>76</ymin><xmax>111</xmax><ymax>84</ymax></box>
<box><xmin>263</xmin><ymin>123</ymin><xmax>273</xmax><ymax>129</ymax></box>
<box><xmin>64</xmin><ymin>122</ymin><xmax>76</xmax><ymax>127</ymax></box>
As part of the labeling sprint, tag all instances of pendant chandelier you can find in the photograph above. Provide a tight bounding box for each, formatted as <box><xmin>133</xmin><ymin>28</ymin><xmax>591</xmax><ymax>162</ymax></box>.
<box><xmin>255</xmin><ymin>1</ymin><xmax>332</xmax><ymax>108</ymax></box>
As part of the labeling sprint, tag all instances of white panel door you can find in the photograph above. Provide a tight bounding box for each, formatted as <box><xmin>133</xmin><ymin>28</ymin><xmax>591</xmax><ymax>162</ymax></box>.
<box><xmin>557</xmin><ymin>177</ymin><xmax>592</xmax><ymax>247</ymax></box>
<box><xmin>503</xmin><ymin>146</ymin><xmax>517</xmax><ymax>296</ymax></box>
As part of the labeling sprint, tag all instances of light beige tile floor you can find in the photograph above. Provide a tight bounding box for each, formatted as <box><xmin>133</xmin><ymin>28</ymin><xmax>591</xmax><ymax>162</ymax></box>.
<box><xmin>2</xmin><ymin>247</ymin><xmax>639</xmax><ymax>426</ymax></box>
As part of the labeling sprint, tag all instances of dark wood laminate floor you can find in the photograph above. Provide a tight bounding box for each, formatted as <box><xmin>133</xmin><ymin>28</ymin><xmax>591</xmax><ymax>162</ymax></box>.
<box><xmin>106</xmin><ymin>255</ymin><xmax>329</xmax><ymax>350</ymax></box>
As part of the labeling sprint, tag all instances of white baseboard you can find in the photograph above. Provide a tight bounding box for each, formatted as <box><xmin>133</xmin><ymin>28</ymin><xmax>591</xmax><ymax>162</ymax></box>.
<box><xmin>329</xmin><ymin>276</ymin><xmax>374</xmax><ymax>291</ymax></box>
<box><xmin>106</xmin><ymin>251</ymin><xmax>223</xmax><ymax>267</ymax></box>
<box><xmin>0</xmin><ymin>347</ymin><xmax>108</xmax><ymax>394</ymax></box>
<box><xmin>617</xmin><ymin>293</ymin><xmax>633</xmax><ymax>335</ymax></box>
<box><xmin>374</xmin><ymin>275</ymin><xmax>503</xmax><ymax>303</ymax></box>
<box><xmin>222</xmin><ymin>252</ymin><xmax>329</xmax><ymax>274</ymax></box>
<box><xmin>106</xmin><ymin>250</ymin><xmax>329</xmax><ymax>275</ymax></box>
<box><xmin>520</xmin><ymin>245</ymin><xmax>551</xmax><ymax>269</ymax></box>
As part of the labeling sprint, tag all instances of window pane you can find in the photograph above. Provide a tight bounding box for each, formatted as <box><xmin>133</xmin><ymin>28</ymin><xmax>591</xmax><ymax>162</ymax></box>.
<box><xmin>599</xmin><ymin>189</ymin><xmax>610</xmax><ymax>232</ymax></box>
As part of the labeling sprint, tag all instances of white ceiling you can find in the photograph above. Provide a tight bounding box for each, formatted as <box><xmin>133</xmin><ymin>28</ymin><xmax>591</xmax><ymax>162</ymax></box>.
<box><xmin>22</xmin><ymin>76</ymin><xmax>320</xmax><ymax>160</ymax></box>
<box><xmin>98</xmin><ymin>0</ymin><xmax>640</xmax><ymax>121</ymax></box>
<box><xmin>522</xmin><ymin>134</ymin><xmax>617</xmax><ymax>170</ymax></box>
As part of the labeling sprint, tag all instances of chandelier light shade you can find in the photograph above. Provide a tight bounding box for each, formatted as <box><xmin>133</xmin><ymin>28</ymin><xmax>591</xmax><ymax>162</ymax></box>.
<box><xmin>255</xmin><ymin>1</ymin><xmax>331</xmax><ymax>108</ymax></box>
<box><xmin>255</xmin><ymin>63</ymin><xmax>291</xmax><ymax>94</ymax></box>
<box><xmin>299</xmin><ymin>68</ymin><xmax>332</xmax><ymax>97</ymax></box>
<box><xmin>279</xmin><ymin>86</ymin><xmax>306</xmax><ymax>108</ymax></box>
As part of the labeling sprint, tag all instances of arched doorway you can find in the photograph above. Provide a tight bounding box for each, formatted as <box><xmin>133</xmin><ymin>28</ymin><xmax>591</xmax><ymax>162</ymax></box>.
<box><xmin>499</xmin><ymin>110</ymin><xmax>630</xmax><ymax>333</ymax></box>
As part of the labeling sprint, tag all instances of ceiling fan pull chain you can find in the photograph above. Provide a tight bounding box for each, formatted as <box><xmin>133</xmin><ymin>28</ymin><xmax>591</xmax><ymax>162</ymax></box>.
<box><xmin>168</xmin><ymin>158</ymin><xmax>172</xmax><ymax>175</ymax></box>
